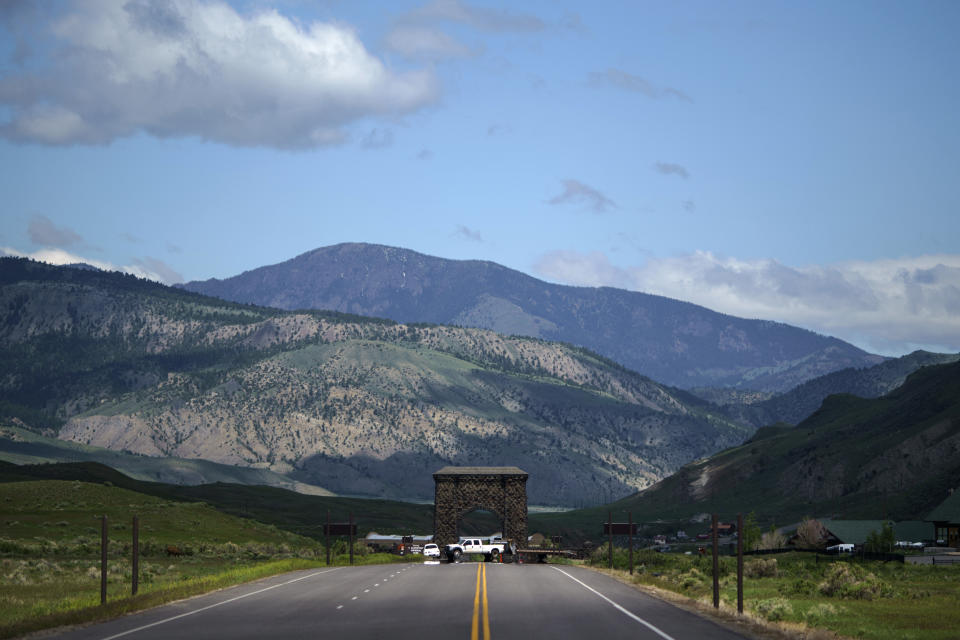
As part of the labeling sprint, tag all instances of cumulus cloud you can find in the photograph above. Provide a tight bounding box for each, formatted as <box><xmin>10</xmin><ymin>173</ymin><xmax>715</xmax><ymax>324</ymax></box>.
<box><xmin>547</xmin><ymin>179</ymin><xmax>616</xmax><ymax>213</ymax></box>
<box><xmin>1</xmin><ymin>246</ymin><xmax>183</xmax><ymax>284</ymax></box>
<box><xmin>410</xmin><ymin>0</ymin><xmax>544</xmax><ymax>32</ymax></box>
<box><xmin>533</xmin><ymin>250</ymin><xmax>960</xmax><ymax>356</ymax></box>
<box><xmin>28</xmin><ymin>214</ymin><xmax>83</xmax><ymax>247</ymax></box>
<box><xmin>588</xmin><ymin>68</ymin><xmax>692</xmax><ymax>102</ymax></box>
<box><xmin>384</xmin><ymin>25</ymin><xmax>476</xmax><ymax>60</ymax></box>
<box><xmin>0</xmin><ymin>0</ymin><xmax>438</xmax><ymax>148</ymax></box>
<box><xmin>655</xmin><ymin>162</ymin><xmax>690</xmax><ymax>179</ymax></box>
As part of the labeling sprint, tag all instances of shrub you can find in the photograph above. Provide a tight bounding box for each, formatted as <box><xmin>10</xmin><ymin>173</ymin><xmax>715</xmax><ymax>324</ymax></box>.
<box><xmin>804</xmin><ymin>602</ymin><xmax>841</xmax><ymax>624</ymax></box>
<box><xmin>817</xmin><ymin>563</ymin><xmax>890</xmax><ymax>600</ymax></box>
<box><xmin>678</xmin><ymin>567</ymin><xmax>705</xmax><ymax>590</ymax></box>
<box><xmin>780</xmin><ymin>578</ymin><xmax>817</xmax><ymax>596</ymax></box>
<box><xmin>753</xmin><ymin>597</ymin><xmax>793</xmax><ymax>621</ymax></box>
<box><xmin>744</xmin><ymin>557</ymin><xmax>778</xmax><ymax>578</ymax></box>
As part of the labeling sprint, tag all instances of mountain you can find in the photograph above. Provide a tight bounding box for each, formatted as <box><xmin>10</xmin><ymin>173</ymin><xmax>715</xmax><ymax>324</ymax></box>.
<box><xmin>721</xmin><ymin>350</ymin><xmax>960</xmax><ymax>427</ymax></box>
<box><xmin>0</xmin><ymin>257</ymin><xmax>750</xmax><ymax>506</ymax></box>
<box><xmin>602</xmin><ymin>360</ymin><xmax>960</xmax><ymax>525</ymax></box>
<box><xmin>179</xmin><ymin>243</ymin><xmax>885</xmax><ymax>393</ymax></box>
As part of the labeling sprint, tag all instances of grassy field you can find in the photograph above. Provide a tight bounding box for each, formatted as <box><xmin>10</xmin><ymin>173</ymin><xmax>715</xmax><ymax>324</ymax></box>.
<box><xmin>586</xmin><ymin>548</ymin><xmax>960</xmax><ymax>639</ymax></box>
<box><xmin>0</xmin><ymin>480</ymin><xmax>419</xmax><ymax>638</ymax></box>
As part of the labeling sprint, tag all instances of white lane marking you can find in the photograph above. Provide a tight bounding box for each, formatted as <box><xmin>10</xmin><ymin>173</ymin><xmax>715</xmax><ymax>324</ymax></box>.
<box><xmin>550</xmin><ymin>567</ymin><xmax>677</xmax><ymax>640</ymax></box>
<box><xmin>352</xmin><ymin>596</ymin><xmax>358</xmax><ymax>600</ymax></box>
<box><xmin>336</xmin><ymin>605</ymin><xmax>343</xmax><ymax>610</ymax></box>
<box><xmin>99</xmin><ymin>568</ymin><xmax>343</xmax><ymax>640</ymax></box>
<box><xmin>374</xmin><ymin>584</ymin><xmax>380</xmax><ymax>587</ymax></box>
<box><xmin>364</xmin><ymin>589</ymin><xmax>370</xmax><ymax>593</ymax></box>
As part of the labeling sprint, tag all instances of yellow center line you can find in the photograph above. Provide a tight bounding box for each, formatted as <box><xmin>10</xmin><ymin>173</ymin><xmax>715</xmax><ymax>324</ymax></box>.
<box><xmin>482</xmin><ymin>562</ymin><xmax>490</xmax><ymax>640</ymax></box>
<box><xmin>470</xmin><ymin>563</ymin><xmax>491</xmax><ymax>640</ymax></box>
<box><xmin>471</xmin><ymin>563</ymin><xmax>481</xmax><ymax>640</ymax></box>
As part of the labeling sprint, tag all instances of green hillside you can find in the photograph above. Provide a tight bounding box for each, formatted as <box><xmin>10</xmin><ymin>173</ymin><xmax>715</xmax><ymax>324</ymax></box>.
<box><xmin>532</xmin><ymin>360</ymin><xmax>960</xmax><ymax>539</ymax></box>
<box><xmin>0</xmin><ymin>461</ymin><xmax>436</xmax><ymax>538</ymax></box>
<box><xmin>0</xmin><ymin>257</ymin><xmax>749</xmax><ymax>506</ymax></box>
<box><xmin>0</xmin><ymin>425</ymin><xmax>331</xmax><ymax>493</ymax></box>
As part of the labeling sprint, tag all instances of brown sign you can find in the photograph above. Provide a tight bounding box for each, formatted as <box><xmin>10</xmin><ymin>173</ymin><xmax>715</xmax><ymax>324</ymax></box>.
<box><xmin>324</xmin><ymin>523</ymin><xmax>357</xmax><ymax>536</ymax></box>
<box><xmin>603</xmin><ymin>523</ymin><xmax>638</xmax><ymax>535</ymax></box>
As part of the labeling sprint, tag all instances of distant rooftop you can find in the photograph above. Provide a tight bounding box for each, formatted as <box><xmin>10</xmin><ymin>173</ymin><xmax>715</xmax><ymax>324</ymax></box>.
<box><xmin>927</xmin><ymin>490</ymin><xmax>960</xmax><ymax>523</ymax></box>
<box><xmin>434</xmin><ymin>466</ymin><xmax>527</xmax><ymax>476</ymax></box>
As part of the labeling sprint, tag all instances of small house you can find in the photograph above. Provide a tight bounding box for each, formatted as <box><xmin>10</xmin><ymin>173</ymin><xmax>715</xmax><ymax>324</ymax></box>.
<box><xmin>927</xmin><ymin>490</ymin><xmax>960</xmax><ymax>548</ymax></box>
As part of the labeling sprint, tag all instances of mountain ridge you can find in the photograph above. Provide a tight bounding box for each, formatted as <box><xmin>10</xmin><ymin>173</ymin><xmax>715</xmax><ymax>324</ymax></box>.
<box><xmin>180</xmin><ymin>242</ymin><xmax>886</xmax><ymax>393</ymax></box>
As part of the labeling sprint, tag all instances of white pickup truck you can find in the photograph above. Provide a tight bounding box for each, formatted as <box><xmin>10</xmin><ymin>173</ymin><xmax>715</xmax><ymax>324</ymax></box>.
<box><xmin>444</xmin><ymin>537</ymin><xmax>512</xmax><ymax>562</ymax></box>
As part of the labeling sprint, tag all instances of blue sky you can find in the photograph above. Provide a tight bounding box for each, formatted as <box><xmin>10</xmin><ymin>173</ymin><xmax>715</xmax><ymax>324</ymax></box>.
<box><xmin>1</xmin><ymin>0</ymin><xmax>958</xmax><ymax>357</ymax></box>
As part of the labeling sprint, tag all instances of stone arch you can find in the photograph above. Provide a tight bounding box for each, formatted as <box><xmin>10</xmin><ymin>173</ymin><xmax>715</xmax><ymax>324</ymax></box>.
<box><xmin>433</xmin><ymin>466</ymin><xmax>528</xmax><ymax>548</ymax></box>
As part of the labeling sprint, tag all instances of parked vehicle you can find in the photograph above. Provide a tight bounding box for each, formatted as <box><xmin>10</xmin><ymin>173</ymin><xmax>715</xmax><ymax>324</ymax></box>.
<box><xmin>423</xmin><ymin>543</ymin><xmax>440</xmax><ymax>558</ymax></box>
<box><xmin>826</xmin><ymin>543</ymin><xmax>855</xmax><ymax>553</ymax></box>
<box><xmin>895</xmin><ymin>541</ymin><xmax>925</xmax><ymax>550</ymax></box>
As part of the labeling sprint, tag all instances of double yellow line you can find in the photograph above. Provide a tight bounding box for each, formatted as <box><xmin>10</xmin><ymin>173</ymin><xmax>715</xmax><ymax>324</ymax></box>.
<box><xmin>470</xmin><ymin>563</ymin><xmax>490</xmax><ymax>640</ymax></box>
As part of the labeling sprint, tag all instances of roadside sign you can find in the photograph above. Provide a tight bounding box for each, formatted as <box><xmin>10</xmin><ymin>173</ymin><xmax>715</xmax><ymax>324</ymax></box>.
<box><xmin>603</xmin><ymin>523</ymin><xmax>638</xmax><ymax>535</ymax></box>
<box><xmin>324</xmin><ymin>523</ymin><xmax>358</xmax><ymax>536</ymax></box>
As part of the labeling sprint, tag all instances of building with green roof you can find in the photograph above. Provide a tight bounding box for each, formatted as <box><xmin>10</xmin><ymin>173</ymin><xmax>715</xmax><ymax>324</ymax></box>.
<box><xmin>819</xmin><ymin>519</ymin><xmax>891</xmax><ymax>546</ymax></box>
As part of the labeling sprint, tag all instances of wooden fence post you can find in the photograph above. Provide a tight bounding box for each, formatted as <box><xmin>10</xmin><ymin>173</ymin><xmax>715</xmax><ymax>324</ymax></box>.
<box><xmin>712</xmin><ymin>513</ymin><xmax>719</xmax><ymax>609</ymax></box>
<box><xmin>737</xmin><ymin>513</ymin><xmax>743</xmax><ymax>614</ymax></box>
<box><xmin>132</xmin><ymin>516</ymin><xmax>139</xmax><ymax>596</ymax></box>
<box><xmin>628</xmin><ymin>512</ymin><xmax>634</xmax><ymax>575</ymax></box>
<box><xmin>349</xmin><ymin>512</ymin><xmax>354</xmax><ymax>565</ymax></box>
<box><xmin>325</xmin><ymin>510</ymin><xmax>331</xmax><ymax>566</ymax></box>
<box><xmin>100</xmin><ymin>515</ymin><xmax>108</xmax><ymax>605</ymax></box>
<box><xmin>608</xmin><ymin>511</ymin><xmax>613</xmax><ymax>570</ymax></box>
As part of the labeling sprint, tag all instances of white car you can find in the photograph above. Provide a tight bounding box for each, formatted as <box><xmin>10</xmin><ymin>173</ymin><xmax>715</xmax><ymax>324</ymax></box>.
<box><xmin>423</xmin><ymin>543</ymin><xmax>440</xmax><ymax>558</ymax></box>
<box><xmin>826</xmin><ymin>543</ymin><xmax>854</xmax><ymax>553</ymax></box>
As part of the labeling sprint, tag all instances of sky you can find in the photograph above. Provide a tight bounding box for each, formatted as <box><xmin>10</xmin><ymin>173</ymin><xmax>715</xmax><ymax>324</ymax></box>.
<box><xmin>1</xmin><ymin>0</ymin><xmax>958</xmax><ymax>358</ymax></box>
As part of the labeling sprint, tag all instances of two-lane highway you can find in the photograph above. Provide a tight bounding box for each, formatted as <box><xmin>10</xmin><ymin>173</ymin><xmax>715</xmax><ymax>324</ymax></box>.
<box><xmin>50</xmin><ymin>563</ymin><xmax>750</xmax><ymax>640</ymax></box>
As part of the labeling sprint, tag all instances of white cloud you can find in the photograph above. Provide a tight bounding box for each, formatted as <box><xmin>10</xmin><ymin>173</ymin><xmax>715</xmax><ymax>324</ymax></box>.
<box><xmin>0</xmin><ymin>0</ymin><xmax>438</xmax><ymax>148</ymax></box>
<box><xmin>1</xmin><ymin>247</ymin><xmax>183</xmax><ymax>285</ymax></box>
<box><xmin>547</xmin><ymin>179</ymin><xmax>616</xmax><ymax>213</ymax></box>
<box><xmin>533</xmin><ymin>250</ymin><xmax>960</xmax><ymax>356</ymax></box>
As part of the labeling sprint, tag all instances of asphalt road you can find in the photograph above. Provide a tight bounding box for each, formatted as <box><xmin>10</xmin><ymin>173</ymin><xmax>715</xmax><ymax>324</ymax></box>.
<box><xmin>49</xmin><ymin>562</ymin><xmax>749</xmax><ymax>640</ymax></box>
